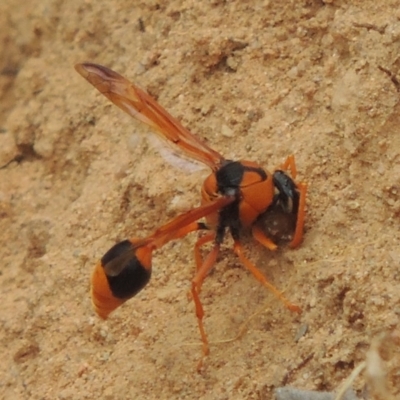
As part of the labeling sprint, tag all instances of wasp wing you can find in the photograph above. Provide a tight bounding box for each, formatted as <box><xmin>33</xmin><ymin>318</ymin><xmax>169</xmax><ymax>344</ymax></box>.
<box><xmin>75</xmin><ymin>63</ymin><xmax>225</xmax><ymax>171</ymax></box>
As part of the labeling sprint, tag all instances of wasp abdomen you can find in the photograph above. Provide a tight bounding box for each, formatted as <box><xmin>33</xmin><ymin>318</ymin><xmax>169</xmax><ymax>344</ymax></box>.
<box><xmin>91</xmin><ymin>240</ymin><xmax>152</xmax><ymax>319</ymax></box>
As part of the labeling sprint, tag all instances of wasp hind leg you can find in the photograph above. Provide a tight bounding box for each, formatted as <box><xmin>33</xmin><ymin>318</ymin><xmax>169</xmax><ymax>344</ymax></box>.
<box><xmin>191</xmin><ymin>242</ymin><xmax>221</xmax><ymax>369</ymax></box>
<box><xmin>194</xmin><ymin>231</ymin><xmax>215</xmax><ymax>272</ymax></box>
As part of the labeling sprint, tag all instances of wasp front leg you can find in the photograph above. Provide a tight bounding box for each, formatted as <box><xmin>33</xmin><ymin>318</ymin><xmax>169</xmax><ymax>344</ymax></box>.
<box><xmin>233</xmin><ymin>240</ymin><xmax>301</xmax><ymax>313</ymax></box>
<box><xmin>280</xmin><ymin>154</ymin><xmax>297</xmax><ymax>178</ymax></box>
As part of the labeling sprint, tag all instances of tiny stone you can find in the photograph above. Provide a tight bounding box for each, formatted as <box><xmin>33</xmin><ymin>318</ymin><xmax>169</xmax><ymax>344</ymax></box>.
<box><xmin>221</xmin><ymin>124</ymin><xmax>234</xmax><ymax>138</ymax></box>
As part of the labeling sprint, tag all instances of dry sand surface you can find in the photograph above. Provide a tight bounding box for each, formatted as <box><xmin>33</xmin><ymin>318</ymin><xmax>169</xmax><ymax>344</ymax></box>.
<box><xmin>1</xmin><ymin>1</ymin><xmax>400</xmax><ymax>399</ymax></box>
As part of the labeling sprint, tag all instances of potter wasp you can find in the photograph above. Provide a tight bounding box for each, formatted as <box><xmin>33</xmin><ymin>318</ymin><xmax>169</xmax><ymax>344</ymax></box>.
<box><xmin>75</xmin><ymin>63</ymin><xmax>307</xmax><ymax>358</ymax></box>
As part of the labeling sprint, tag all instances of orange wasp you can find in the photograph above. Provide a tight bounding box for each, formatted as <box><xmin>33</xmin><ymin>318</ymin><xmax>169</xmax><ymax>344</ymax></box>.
<box><xmin>75</xmin><ymin>63</ymin><xmax>307</xmax><ymax>357</ymax></box>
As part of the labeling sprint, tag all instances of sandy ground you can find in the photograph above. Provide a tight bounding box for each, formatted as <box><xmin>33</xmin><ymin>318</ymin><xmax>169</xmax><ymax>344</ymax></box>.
<box><xmin>1</xmin><ymin>1</ymin><xmax>400</xmax><ymax>399</ymax></box>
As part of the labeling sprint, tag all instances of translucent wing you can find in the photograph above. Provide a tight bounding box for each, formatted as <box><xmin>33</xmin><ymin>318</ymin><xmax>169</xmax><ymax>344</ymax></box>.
<box><xmin>75</xmin><ymin>63</ymin><xmax>225</xmax><ymax>171</ymax></box>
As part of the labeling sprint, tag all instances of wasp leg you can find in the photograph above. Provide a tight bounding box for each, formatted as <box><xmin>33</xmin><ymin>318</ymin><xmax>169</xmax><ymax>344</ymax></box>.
<box><xmin>187</xmin><ymin>231</ymin><xmax>215</xmax><ymax>306</ymax></box>
<box><xmin>191</xmin><ymin>243</ymin><xmax>221</xmax><ymax>361</ymax></box>
<box><xmin>252</xmin><ymin>225</ymin><xmax>278</xmax><ymax>251</ymax></box>
<box><xmin>194</xmin><ymin>231</ymin><xmax>215</xmax><ymax>272</ymax></box>
<box><xmin>289</xmin><ymin>181</ymin><xmax>307</xmax><ymax>248</ymax></box>
<box><xmin>280</xmin><ymin>154</ymin><xmax>297</xmax><ymax>178</ymax></box>
<box><xmin>233</xmin><ymin>240</ymin><xmax>301</xmax><ymax>313</ymax></box>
